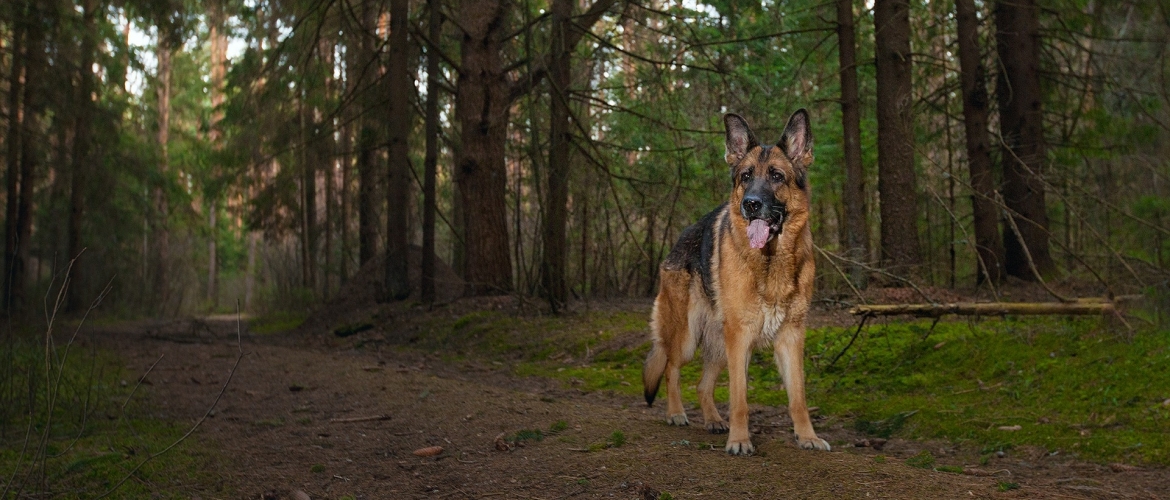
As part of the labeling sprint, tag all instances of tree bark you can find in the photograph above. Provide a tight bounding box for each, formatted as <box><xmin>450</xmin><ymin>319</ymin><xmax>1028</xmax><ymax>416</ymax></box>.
<box><xmin>537</xmin><ymin>0</ymin><xmax>617</xmax><ymax>306</ymax></box>
<box><xmin>455</xmin><ymin>0</ymin><xmax>514</xmax><ymax>295</ymax></box>
<box><xmin>837</xmin><ymin>0</ymin><xmax>868</xmax><ymax>287</ymax></box>
<box><xmin>384</xmin><ymin>0</ymin><xmax>412</xmax><ymax>301</ymax></box>
<box><xmin>956</xmin><ymin>0</ymin><xmax>1004</xmax><ymax>284</ymax></box>
<box><xmin>154</xmin><ymin>31</ymin><xmax>173</xmax><ymax>315</ymax></box>
<box><xmin>874</xmin><ymin>0</ymin><xmax>920</xmax><ymax>269</ymax></box>
<box><xmin>206</xmin><ymin>0</ymin><xmax>227</xmax><ymax>308</ymax></box>
<box><xmin>4</xmin><ymin>8</ymin><xmax>25</xmax><ymax>314</ymax></box>
<box><xmin>421</xmin><ymin>0</ymin><xmax>442</xmax><ymax>303</ymax></box>
<box><xmin>995</xmin><ymin>0</ymin><xmax>1053</xmax><ymax>279</ymax></box>
<box><xmin>324</xmin><ymin>133</ymin><xmax>334</xmax><ymax>300</ymax></box>
<box><xmin>357</xmin><ymin>0</ymin><xmax>380</xmax><ymax>267</ymax></box>
<box><xmin>12</xmin><ymin>3</ymin><xmax>46</xmax><ymax>312</ymax></box>
<box><xmin>299</xmin><ymin>99</ymin><xmax>317</xmax><ymax>290</ymax></box>
<box><xmin>541</xmin><ymin>0</ymin><xmax>573</xmax><ymax>311</ymax></box>
<box><xmin>67</xmin><ymin>0</ymin><xmax>97</xmax><ymax>312</ymax></box>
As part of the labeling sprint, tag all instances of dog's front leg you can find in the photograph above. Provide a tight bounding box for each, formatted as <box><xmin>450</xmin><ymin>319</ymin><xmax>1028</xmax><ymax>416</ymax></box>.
<box><xmin>775</xmin><ymin>322</ymin><xmax>830</xmax><ymax>451</ymax></box>
<box><xmin>723</xmin><ymin>320</ymin><xmax>754</xmax><ymax>455</ymax></box>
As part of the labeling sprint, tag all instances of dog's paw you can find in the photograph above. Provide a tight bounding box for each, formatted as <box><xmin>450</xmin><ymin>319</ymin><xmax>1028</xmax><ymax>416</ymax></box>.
<box><xmin>705</xmin><ymin>420</ymin><xmax>729</xmax><ymax>434</ymax></box>
<box><xmin>666</xmin><ymin>413</ymin><xmax>690</xmax><ymax>426</ymax></box>
<box><xmin>797</xmin><ymin>435</ymin><xmax>831</xmax><ymax>451</ymax></box>
<box><xmin>724</xmin><ymin>438</ymin><xmax>755</xmax><ymax>456</ymax></box>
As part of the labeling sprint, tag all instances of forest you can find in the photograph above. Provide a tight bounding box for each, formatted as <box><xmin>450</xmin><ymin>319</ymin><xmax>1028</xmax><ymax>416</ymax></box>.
<box><xmin>2</xmin><ymin>0</ymin><xmax>1170</xmax><ymax>497</ymax></box>
<box><xmin>0</xmin><ymin>0</ymin><xmax>1166</xmax><ymax>316</ymax></box>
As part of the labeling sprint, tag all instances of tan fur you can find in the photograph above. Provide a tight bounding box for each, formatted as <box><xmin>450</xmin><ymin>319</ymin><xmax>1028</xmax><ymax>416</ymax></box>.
<box><xmin>644</xmin><ymin>111</ymin><xmax>828</xmax><ymax>455</ymax></box>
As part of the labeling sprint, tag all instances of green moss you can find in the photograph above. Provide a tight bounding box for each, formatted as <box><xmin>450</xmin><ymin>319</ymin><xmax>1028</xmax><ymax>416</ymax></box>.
<box><xmin>249</xmin><ymin>310</ymin><xmax>308</xmax><ymax>334</ymax></box>
<box><xmin>905</xmin><ymin>450</ymin><xmax>936</xmax><ymax>469</ymax></box>
<box><xmin>610</xmin><ymin>430</ymin><xmax>626</xmax><ymax>447</ymax></box>
<box><xmin>393</xmin><ymin>303</ymin><xmax>1170</xmax><ymax>466</ymax></box>
<box><xmin>855</xmin><ymin>410</ymin><xmax>917</xmax><ymax>438</ymax></box>
<box><xmin>333</xmin><ymin>322</ymin><xmax>374</xmax><ymax>337</ymax></box>
<box><xmin>511</xmin><ymin>429</ymin><xmax>545</xmax><ymax>443</ymax></box>
<box><xmin>0</xmin><ymin>338</ymin><xmax>216</xmax><ymax>498</ymax></box>
<box><xmin>311</xmin><ymin>464</ymin><xmax>326</xmax><ymax>473</ymax></box>
<box><xmin>805</xmin><ymin>317</ymin><xmax>1170</xmax><ymax>465</ymax></box>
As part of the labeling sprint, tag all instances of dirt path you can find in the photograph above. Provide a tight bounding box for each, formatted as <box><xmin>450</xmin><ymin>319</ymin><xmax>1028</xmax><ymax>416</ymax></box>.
<box><xmin>93</xmin><ymin>318</ymin><xmax>1166</xmax><ymax>500</ymax></box>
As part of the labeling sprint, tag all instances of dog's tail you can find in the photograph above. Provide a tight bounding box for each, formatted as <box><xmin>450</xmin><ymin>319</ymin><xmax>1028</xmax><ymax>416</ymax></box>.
<box><xmin>642</xmin><ymin>341</ymin><xmax>667</xmax><ymax>407</ymax></box>
<box><xmin>643</xmin><ymin>300</ymin><xmax>669</xmax><ymax>407</ymax></box>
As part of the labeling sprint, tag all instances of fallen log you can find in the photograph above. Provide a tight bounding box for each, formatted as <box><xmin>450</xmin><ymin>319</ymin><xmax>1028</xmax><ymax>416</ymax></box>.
<box><xmin>849</xmin><ymin>301</ymin><xmax>1117</xmax><ymax>318</ymax></box>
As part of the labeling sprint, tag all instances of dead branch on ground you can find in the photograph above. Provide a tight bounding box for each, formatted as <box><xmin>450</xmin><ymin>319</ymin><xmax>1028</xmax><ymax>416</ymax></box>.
<box><xmin>849</xmin><ymin>300</ymin><xmax>1118</xmax><ymax>318</ymax></box>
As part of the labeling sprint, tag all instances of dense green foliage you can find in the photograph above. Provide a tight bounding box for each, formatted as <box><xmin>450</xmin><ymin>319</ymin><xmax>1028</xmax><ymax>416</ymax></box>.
<box><xmin>2</xmin><ymin>0</ymin><xmax>1166</xmax><ymax>317</ymax></box>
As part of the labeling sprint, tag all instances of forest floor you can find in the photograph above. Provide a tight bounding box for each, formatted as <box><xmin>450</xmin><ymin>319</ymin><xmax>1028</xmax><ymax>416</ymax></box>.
<box><xmin>76</xmin><ymin>293</ymin><xmax>1170</xmax><ymax>500</ymax></box>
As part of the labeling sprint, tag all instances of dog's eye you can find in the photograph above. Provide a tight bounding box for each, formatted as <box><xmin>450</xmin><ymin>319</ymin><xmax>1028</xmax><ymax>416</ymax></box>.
<box><xmin>769</xmin><ymin>170</ymin><xmax>784</xmax><ymax>183</ymax></box>
<box><xmin>740</xmin><ymin>171</ymin><xmax>751</xmax><ymax>183</ymax></box>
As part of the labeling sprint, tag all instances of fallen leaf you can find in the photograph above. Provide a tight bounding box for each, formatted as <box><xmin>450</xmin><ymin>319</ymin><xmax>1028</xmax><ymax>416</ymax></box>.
<box><xmin>413</xmin><ymin>446</ymin><xmax>443</xmax><ymax>457</ymax></box>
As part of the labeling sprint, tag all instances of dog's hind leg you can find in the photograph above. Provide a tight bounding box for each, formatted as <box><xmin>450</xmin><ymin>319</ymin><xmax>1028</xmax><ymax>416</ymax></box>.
<box><xmin>645</xmin><ymin>270</ymin><xmax>694</xmax><ymax>426</ymax></box>
<box><xmin>697</xmin><ymin>354</ymin><xmax>728</xmax><ymax>433</ymax></box>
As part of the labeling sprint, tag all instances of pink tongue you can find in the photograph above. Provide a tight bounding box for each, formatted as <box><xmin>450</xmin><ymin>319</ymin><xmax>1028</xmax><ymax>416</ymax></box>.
<box><xmin>747</xmin><ymin>219</ymin><xmax>770</xmax><ymax>249</ymax></box>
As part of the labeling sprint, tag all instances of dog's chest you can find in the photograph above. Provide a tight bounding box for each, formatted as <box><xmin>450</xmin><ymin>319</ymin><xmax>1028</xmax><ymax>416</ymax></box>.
<box><xmin>759</xmin><ymin>306</ymin><xmax>786</xmax><ymax>341</ymax></box>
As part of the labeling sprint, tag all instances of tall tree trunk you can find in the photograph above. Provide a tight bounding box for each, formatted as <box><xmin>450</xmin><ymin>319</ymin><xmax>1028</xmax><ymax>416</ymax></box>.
<box><xmin>154</xmin><ymin>32</ymin><xmax>173</xmax><ymax>315</ymax></box>
<box><xmin>206</xmin><ymin>0</ymin><xmax>227</xmax><ymax>307</ymax></box>
<box><xmin>318</xmin><ymin>36</ymin><xmax>335</xmax><ymax>299</ymax></box>
<box><xmin>384</xmin><ymin>0</ymin><xmax>412</xmax><ymax>301</ymax></box>
<box><xmin>67</xmin><ymin>0</ymin><xmax>97</xmax><ymax>312</ymax></box>
<box><xmin>956</xmin><ymin>0</ymin><xmax>1004</xmax><ymax>284</ymax></box>
<box><xmin>4</xmin><ymin>9</ymin><xmax>25</xmax><ymax>314</ymax></box>
<box><xmin>874</xmin><ymin>0</ymin><xmax>921</xmax><ymax>269</ymax></box>
<box><xmin>341</xmin><ymin>15</ymin><xmax>359</xmax><ymax>286</ymax></box>
<box><xmin>299</xmin><ymin>99</ymin><xmax>316</xmax><ymax>290</ymax></box>
<box><xmin>208</xmin><ymin>206</ymin><xmax>217</xmax><ymax>305</ymax></box>
<box><xmin>996</xmin><ymin>0</ymin><xmax>1053</xmax><ymax>279</ymax></box>
<box><xmin>357</xmin><ymin>0</ymin><xmax>379</xmax><ymax>267</ymax></box>
<box><xmin>541</xmin><ymin>0</ymin><xmax>572</xmax><ymax>311</ymax></box>
<box><xmin>837</xmin><ymin>0</ymin><xmax>868</xmax><ymax>287</ymax></box>
<box><xmin>245</xmin><ymin>231</ymin><xmax>257</xmax><ymax>310</ymax></box>
<box><xmin>421</xmin><ymin>0</ymin><xmax>441</xmax><ymax>303</ymax></box>
<box><xmin>13</xmin><ymin>3</ymin><xmax>45</xmax><ymax>312</ymax></box>
<box><xmin>324</xmin><ymin>136</ymin><xmax>334</xmax><ymax>301</ymax></box>
<box><xmin>455</xmin><ymin>0</ymin><xmax>514</xmax><ymax>295</ymax></box>
<box><xmin>340</xmin><ymin>103</ymin><xmax>352</xmax><ymax>287</ymax></box>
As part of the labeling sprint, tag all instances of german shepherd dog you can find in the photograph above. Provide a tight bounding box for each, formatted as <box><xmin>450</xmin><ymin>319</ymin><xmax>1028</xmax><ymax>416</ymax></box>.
<box><xmin>642</xmin><ymin>110</ymin><xmax>829</xmax><ymax>455</ymax></box>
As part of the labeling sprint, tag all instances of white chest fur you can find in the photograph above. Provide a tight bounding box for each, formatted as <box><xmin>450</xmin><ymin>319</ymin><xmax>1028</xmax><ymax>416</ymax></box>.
<box><xmin>760</xmin><ymin>306</ymin><xmax>786</xmax><ymax>342</ymax></box>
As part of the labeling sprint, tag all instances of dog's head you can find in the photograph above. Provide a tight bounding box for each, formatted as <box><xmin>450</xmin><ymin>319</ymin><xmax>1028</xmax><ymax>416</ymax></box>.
<box><xmin>723</xmin><ymin>109</ymin><xmax>813</xmax><ymax>250</ymax></box>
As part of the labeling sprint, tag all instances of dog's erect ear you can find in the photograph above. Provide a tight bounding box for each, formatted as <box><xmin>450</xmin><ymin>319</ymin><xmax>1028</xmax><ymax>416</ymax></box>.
<box><xmin>778</xmin><ymin>109</ymin><xmax>814</xmax><ymax>167</ymax></box>
<box><xmin>724</xmin><ymin>113</ymin><xmax>759</xmax><ymax>165</ymax></box>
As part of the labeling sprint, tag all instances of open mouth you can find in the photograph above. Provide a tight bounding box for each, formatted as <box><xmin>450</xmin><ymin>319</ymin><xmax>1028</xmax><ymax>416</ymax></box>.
<box><xmin>745</xmin><ymin>215</ymin><xmax>784</xmax><ymax>249</ymax></box>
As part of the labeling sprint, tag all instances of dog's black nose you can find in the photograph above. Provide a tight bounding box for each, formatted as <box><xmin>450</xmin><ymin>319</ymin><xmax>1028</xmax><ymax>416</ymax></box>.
<box><xmin>741</xmin><ymin>196</ymin><xmax>763</xmax><ymax>216</ymax></box>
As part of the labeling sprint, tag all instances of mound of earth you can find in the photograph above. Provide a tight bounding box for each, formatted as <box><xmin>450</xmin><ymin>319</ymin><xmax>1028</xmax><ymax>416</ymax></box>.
<box><xmin>302</xmin><ymin>245</ymin><xmax>464</xmax><ymax>333</ymax></box>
